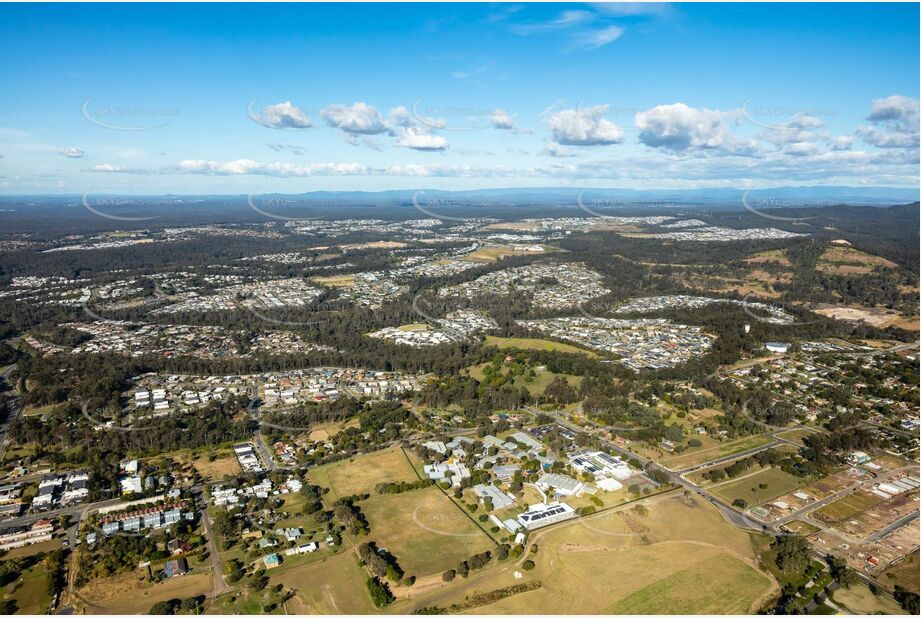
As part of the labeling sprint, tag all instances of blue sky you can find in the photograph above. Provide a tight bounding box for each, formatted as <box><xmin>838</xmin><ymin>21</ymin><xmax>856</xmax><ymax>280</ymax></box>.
<box><xmin>0</xmin><ymin>2</ymin><xmax>918</xmax><ymax>194</ymax></box>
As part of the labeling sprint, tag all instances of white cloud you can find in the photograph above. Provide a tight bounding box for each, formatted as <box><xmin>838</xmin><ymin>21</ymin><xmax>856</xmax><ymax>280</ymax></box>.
<box><xmin>511</xmin><ymin>10</ymin><xmax>595</xmax><ymax>35</ymax></box>
<box><xmin>547</xmin><ymin>105</ymin><xmax>624</xmax><ymax>146</ymax></box>
<box><xmin>541</xmin><ymin>143</ymin><xmax>576</xmax><ymax>157</ymax></box>
<box><xmin>831</xmin><ymin>136</ymin><xmax>853</xmax><ymax>151</ymax></box>
<box><xmin>858</xmin><ymin>95</ymin><xmax>919</xmax><ymax>149</ymax></box>
<box><xmin>592</xmin><ymin>3</ymin><xmax>671</xmax><ymax>16</ymax></box>
<box><xmin>491</xmin><ymin>108</ymin><xmax>515</xmax><ymax>130</ymax></box>
<box><xmin>250</xmin><ymin>101</ymin><xmax>312</xmax><ymax>129</ymax></box>
<box><xmin>635</xmin><ymin>103</ymin><xmax>734</xmax><ymax>151</ymax></box>
<box><xmin>92</xmin><ymin>163</ymin><xmax>125</xmax><ymax>172</ymax></box>
<box><xmin>58</xmin><ymin>147</ymin><xmax>86</xmax><ymax>158</ymax></box>
<box><xmin>320</xmin><ymin>102</ymin><xmax>388</xmax><ymax>135</ymax></box>
<box><xmin>394</xmin><ymin>128</ymin><xmax>449</xmax><ymax>151</ymax></box>
<box><xmin>571</xmin><ymin>25</ymin><xmax>624</xmax><ymax>49</ymax></box>
<box><xmin>174</xmin><ymin>159</ymin><xmax>368</xmax><ymax>176</ymax></box>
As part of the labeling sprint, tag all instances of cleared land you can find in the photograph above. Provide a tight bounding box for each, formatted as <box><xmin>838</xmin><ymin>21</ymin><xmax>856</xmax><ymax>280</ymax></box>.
<box><xmin>362</xmin><ymin>486</ymin><xmax>496</xmax><ymax>577</ymax></box>
<box><xmin>710</xmin><ymin>467</ymin><xmax>807</xmax><ymax>507</ymax></box>
<box><xmin>660</xmin><ymin>434</ymin><xmax>776</xmax><ymax>469</ymax></box>
<box><xmin>482</xmin><ymin>335</ymin><xmax>599</xmax><ymax>358</ymax></box>
<box><xmin>812</xmin><ymin>491</ymin><xmax>883</xmax><ymax>524</ymax></box>
<box><xmin>447</xmin><ymin>494</ymin><xmax>776</xmax><ymax>614</ymax></box>
<box><xmin>832</xmin><ymin>582</ymin><xmax>905</xmax><ymax>614</ymax></box>
<box><xmin>880</xmin><ymin>551</ymin><xmax>919</xmax><ymax>594</ymax></box>
<box><xmin>0</xmin><ymin>560</ymin><xmax>53</xmax><ymax>614</ymax></box>
<box><xmin>311</xmin><ymin>274</ymin><xmax>356</xmax><ymax>288</ymax></box>
<box><xmin>308</xmin><ymin>447</ymin><xmax>419</xmax><ymax>499</ymax></box>
<box><xmin>817</xmin><ymin>246</ymin><xmax>897</xmax><ymax>275</ymax></box>
<box><xmin>75</xmin><ymin>571</ymin><xmax>211</xmax><ymax>614</ymax></box>
<box><xmin>776</xmin><ymin>428</ymin><xmax>816</xmax><ymax>446</ymax></box>
<box><xmin>272</xmin><ymin>551</ymin><xmax>378</xmax><ymax>614</ymax></box>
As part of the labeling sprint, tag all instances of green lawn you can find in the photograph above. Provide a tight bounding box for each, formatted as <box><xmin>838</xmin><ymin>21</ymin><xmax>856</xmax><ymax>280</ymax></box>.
<box><xmin>605</xmin><ymin>553</ymin><xmax>771</xmax><ymax>614</ymax></box>
<box><xmin>660</xmin><ymin>434</ymin><xmax>776</xmax><ymax>469</ymax></box>
<box><xmin>710</xmin><ymin>467</ymin><xmax>807</xmax><ymax>507</ymax></box>
<box><xmin>483</xmin><ymin>336</ymin><xmax>599</xmax><ymax>358</ymax></box>
<box><xmin>0</xmin><ymin>560</ymin><xmax>53</xmax><ymax>615</ymax></box>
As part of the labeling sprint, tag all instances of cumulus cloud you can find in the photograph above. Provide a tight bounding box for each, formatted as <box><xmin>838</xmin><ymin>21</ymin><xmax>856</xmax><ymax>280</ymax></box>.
<box><xmin>393</xmin><ymin>128</ymin><xmax>448</xmax><ymax>151</ymax></box>
<box><xmin>92</xmin><ymin>163</ymin><xmax>126</xmax><ymax>172</ymax></box>
<box><xmin>319</xmin><ymin>102</ymin><xmax>389</xmax><ymax>135</ymax></box>
<box><xmin>249</xmin><ymin>101</ymin><xmax>313</xmax><ymax>129</ymax></box>
<box><xmin>634</xmin><ymin>103</ymin><xmax>736</xmax><ymax>151</ymax></box>
<box><xmin>541</xmin><ymin>143</ymin><xmax>576</xmax><ymax>157</ymax></box>
<box><xmin>491</xmin><ymin>108</ymin><xmax>515</xmax><ymax>130</ymax></box>
<box><xmin>858</xmin><ymin>95</ymin><xmax>919</xmax><ymax>148</ymax></box>
<box><xmin>547</xmin><ymin>105</ymin><xmax>624</xmax><ymax>146</ymax></box>
<box><xmin>831</xmin><ymin>135</ymin><xmax>853</xmax><ymax>151</ymax></box>
<box><xmin>59</xmin><ymin>147</ymin><xmax>86</xmax><ymax>158</ymax></box>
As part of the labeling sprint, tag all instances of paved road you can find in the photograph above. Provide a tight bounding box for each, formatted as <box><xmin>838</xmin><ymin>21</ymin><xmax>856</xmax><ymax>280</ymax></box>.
<box><xmin>864</xmin><ymin>509</ymin><xmax>919</xmax><ymax>543</ymax></box>
<box><xmin>199</xmin><ymin>499</ymin><xmax>230</xmax><ymax>598</ymax></box>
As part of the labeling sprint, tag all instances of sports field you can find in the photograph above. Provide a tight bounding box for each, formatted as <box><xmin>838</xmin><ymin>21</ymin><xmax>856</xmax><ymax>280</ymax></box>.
<box><xmin>710</xmin><ymin>467</ymin><xmax>807</xmax><ymax>507</ymax></box>
<box><xmin>660</xmin><ymin>434</ymin><xmax>776</xmax><ymax>469</ymax></box>
<box><xmin>483</xmin><ymin>335</ymin><xmax>599</xmax><ymax>358</ymax></box>
<box><xmin>308</xmin><ymin>447</ymin><xmax>419</xmax><ymax>498</ymax></box>
<box><xmin>362</xmin><ymin>486</ymin><xmax>496</xmax><ymax>577</ymax></box>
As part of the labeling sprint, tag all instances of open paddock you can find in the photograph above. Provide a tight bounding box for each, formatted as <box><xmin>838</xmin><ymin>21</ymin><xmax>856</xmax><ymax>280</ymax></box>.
<box><xmin>361</xmin><ymin>486</ymin><xmax>496</xmax><ymax>577</ymax></box>
<box><xmin>710</xmin><ymin>467</ymin><xmax>807</xmax><ymax>507</ymax></box>
<box><xmin>308</xmin><ymin>447</ymin><xmax>419</xmax><ymax>499</ymax></box>
<box><xmin>660</xmin><ymin>433</ymin><xmax>776</xmax><ymax>470</ymax></box>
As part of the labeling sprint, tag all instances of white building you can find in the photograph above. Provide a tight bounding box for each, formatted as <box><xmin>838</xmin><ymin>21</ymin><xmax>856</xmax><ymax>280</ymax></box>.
<box><xmin>517</xmin><ymin>502</ymin><xmax>576</xmax><ymax>530</ymax></box>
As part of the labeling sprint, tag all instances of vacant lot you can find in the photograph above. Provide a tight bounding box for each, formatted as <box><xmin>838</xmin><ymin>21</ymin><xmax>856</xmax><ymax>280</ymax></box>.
<box><xmin>661</xmin><ymin>434</ymin><xmax>776</xmax><ymax>470</ymax></box>
<box><xmin>0</xmin><ymin>560</ymin><xmax>52</xmax><ymax>614</ymax></box>
<box><xmin>711</xmin><ymin>467</ymin><xmax>807</xmax><ymax>507</ymax></box>
<box><xmin>775</xmin><ymin>428</ymin><xmax>816</xmax><ymax>446</ymax></box>
<box><xmin>272</xmin><ymin>551</ymin><xmax>378</xmax><ymax>614</ymax></box>
<box><xmin>483</xmin><ymin>335</ymin><xmax>599</xmax><ymax>358</ymax></box>
<box><xmin>446</xmin><ymin>494</ymin><xmax>776</xmax><ymax>614</ymax></box>
<box><xmin>308</xmin><ymin>447</ymin><xmax>419</xmax><ymax>498</ymax></box>
<box><xmin>76</xmin><ymin>571</ymin><xmax>211</xmax><ymax>614</ymax></box>
<box><xmin>880</xmin><ymin>550</ymin><xmax>919</xmax><ymax>594</ymax></box>
<box><xmin>832</xmin><ymin>582</ymin><xmax>905</xmax><ymax>614</ymax></box>
<box><xmin>812</xmin><ymin>491</ymin><xmax>883</xmax><ymax>524</ymax></box>
<box><xmin>362</xmin><ymin>487</ymin><xmax>496</xmax><ymax>577</ymax></box>
<box><xmin>311</xmin><ymin>274</ymin><xmax>356</xmax><ymax>288</ymax></box>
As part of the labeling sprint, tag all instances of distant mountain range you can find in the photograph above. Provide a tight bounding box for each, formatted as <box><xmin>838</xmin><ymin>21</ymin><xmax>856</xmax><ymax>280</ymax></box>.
<box><xmin>1</xmin><ymin>186</ymin><xmax>918</xmax><ymax>209</ymax></box>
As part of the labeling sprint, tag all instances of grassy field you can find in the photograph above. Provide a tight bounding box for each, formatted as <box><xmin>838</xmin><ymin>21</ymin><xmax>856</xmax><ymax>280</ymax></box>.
<box><xmin>775</xmin><ymin>428</ymin><xmax>816</xmax><ymax>446</ymax></box>
<box><xmin>76</xmin><ymin>571</ymin><xmax>212</xmax><ymax>614</ymax></box>
<box><xmin>311</xmin><ymin>274</ymin><xmax>356</xmax><ymax>287</ymax></box>
<box><xmin>465</xmin><ymin>362</ymin><xmax>582</xmax><ymax>396</ymax></box>
<box><xmin>307</xmin><ymin>447</ymin><xmax>419</xmax><ymax>499</ymax></box>
<box><xmin>0</xmin><ymin>560</ymin><xmax>53</xmax><ymax>614</ymax></box>
<box><xmin>781</xmin><ymin>520</ymin><xmax>821</xmax><ymax>535</ymax></box>
<box><xmin>813</xmin><ymin>491</ymin><xmax>883</xmax><ymax>523</ymax></box>
<box><xmin>710</xmin><ymin>467</ymin><xmax>807</xmax><ymax>507</ymax></box>
<box><xmin>434</xmin><ymin>494</ymin><xmax>776</xmax><ymax>614</ymax></box>
<box><xmin>361</xmin><ymin>486</ymin><xmax>496</xmax><ymax>577</ymax></box>
<box><xmin>660</xmin><ymin>434</ymin><xmax>776</xmax><ymax>470</ymax></box>
<box><xmin>272</xmin><ymin>550</ymin><xmax>379</xmax><ymax>614</ymax></box>
<box><xmin>483</xmin><ymin>335</ymin><xmax>599</xmax><ymax>358</ymax></box>
<box><xmin>832</xmin><ymin>582</ymin><xmax>905</xmax><ymax>614</ymax></box>
<box><xmin>307</xmin><ymin>419</ymin><xmax>359</xmax><ymax>442</ymax></box>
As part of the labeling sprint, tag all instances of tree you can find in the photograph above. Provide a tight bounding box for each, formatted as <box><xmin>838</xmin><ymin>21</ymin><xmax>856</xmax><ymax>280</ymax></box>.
<box><xmin>442</xmin><ymin>569</ymin><xmax>455</xmax><ymax>582</ymax></box>
<box><xmin>772</xmin><ymin>536</ymin><xmax>811</xmax><ymax>574</ymax></box>
<box><xmin>894</xmin><ymin>586</ymin><xmax>920</xmax><ymax>615</ymax></box>
<box><xmin>521</xmin><ymin>560</ymin><xmax>535</xmax><ymax>570</ymax></box>
<box><xmin>366</xmin><ymin>576</ymin><xmax>395</xmax><ymax>607</ymax></box>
